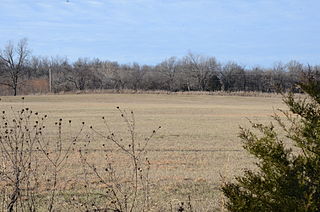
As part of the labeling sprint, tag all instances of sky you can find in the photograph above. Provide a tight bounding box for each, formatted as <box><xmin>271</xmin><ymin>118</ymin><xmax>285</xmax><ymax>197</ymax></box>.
<box><xmin>0</xmin><ymin>0</ymin><xmax>319</xmax><ymax>67</ymax></box>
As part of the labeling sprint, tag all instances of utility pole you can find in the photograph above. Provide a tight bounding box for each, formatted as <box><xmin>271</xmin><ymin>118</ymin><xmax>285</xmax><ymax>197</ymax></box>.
<box><xmin>49</xmin><ymin>68</ymin><xmax>52</xmax><ymax>93</ymax></box>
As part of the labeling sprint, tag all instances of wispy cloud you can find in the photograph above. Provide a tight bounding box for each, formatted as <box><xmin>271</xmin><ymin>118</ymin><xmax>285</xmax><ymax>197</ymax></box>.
<box><xmin>0</xmin><ymin>0</ymin><xmax>319</xmax><ymax>66</ymax></box>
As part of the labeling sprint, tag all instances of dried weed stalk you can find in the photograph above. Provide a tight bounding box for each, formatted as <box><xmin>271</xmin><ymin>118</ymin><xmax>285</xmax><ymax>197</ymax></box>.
<box><xmin>0</xmin><ymin>98</ymin><xmax>83</xmax><ymax>211</ymax></box>
<box><xmin>78</xmin><ymin>107</ymin><xmax>161</xmax><ymax>212</ymax></box>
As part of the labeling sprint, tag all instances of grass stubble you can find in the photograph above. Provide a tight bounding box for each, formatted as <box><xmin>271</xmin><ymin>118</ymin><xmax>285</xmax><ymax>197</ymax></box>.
<box><xmin>0</xmin><ymin>93</ymin><xmax>285</xmax><ymax>211</ymax></box>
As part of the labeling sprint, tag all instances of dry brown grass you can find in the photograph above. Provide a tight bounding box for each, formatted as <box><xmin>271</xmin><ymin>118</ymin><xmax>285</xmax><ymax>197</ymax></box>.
<box><xmin>0</xmin><ymin>93</ymin><xmax>286</xmax><ymax>211</ymax></box>
<box><xmin>54</xmin><ymin>89</ymin><xmax>285</xmax><ymax>98</ymax></box>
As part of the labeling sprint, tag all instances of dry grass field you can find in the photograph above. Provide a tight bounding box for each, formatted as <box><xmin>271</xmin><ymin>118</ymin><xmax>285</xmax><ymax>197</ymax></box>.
<box><xmin>0</xmin><ymin>93</ymin><xmax>286</xmax><ymax>211</ymax></box>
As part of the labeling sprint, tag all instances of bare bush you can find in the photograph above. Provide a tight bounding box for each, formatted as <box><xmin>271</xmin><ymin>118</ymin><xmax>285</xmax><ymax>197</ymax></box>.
<box><xmin>0</xmin><ymin>99</ymin><xmax>83</xmax><ymax>211</ymax></box>
<box><xmin>76</xmin><ymin>107</ymin><xmax>161</xmax><ymax>212</ymax></box>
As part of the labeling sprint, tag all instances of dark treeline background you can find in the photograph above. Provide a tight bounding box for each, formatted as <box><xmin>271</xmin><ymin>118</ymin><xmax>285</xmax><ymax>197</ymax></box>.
<box><xmin>0</xmin><ymin>39</ymin><xmax>318</xmax><ymax>96</ymax></box>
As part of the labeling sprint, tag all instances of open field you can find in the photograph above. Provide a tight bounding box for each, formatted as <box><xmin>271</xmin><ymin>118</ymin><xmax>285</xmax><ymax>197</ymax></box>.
<box><xmin>0</xmin><ymin>93</ymin><xmax>286</xmax><ymax>211</ymax></box>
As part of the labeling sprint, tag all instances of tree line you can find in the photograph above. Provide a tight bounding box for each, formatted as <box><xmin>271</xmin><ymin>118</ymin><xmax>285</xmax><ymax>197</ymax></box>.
<box><xmin>0</xmin><ymin>39</ymin><xmax>318</xmax><ymax>96</ymax></box>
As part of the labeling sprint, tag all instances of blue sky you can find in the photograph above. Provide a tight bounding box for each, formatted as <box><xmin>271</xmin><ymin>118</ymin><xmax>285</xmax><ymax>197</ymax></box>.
<box><xmin>0</xmin><ymin>0</ymin><xmax>319</xmax><ymax>67</ymax></box>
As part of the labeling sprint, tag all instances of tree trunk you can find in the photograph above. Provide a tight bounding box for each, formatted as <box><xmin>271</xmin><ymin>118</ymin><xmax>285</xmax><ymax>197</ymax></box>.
<box><xmin>13</xmin><ymin>87</ymin><xmax>17</xmax><ymax>96</ymax></box>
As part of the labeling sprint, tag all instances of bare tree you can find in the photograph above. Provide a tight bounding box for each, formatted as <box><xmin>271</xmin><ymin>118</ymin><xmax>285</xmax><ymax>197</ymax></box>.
<box><xmin>47</xmin><ymin>56</ymin><xmax>72</xmax><ymax>92</ymax></box>
<box><xmin>286</xmin><ymin>60</ymin><xmax>304</xmax><ymax>92</ymax></box>
<box><xmin>157</xmin><ymin>57</ymin><xmax>179</xmax><ymax>91</ymax></box>
<box><xmin>271</xmin><ymin>62</ymin><xmax>289</xmax><ymax>92</ymax></box>
<box><xmin>220</xmin><ymin>62</ymin><xmax>246</xmax><ymax>91</ymax></box>
<box><xmin>29</xmin><ymin>56</ymin><xmax>50</xmax><ymax>79</ymax></box>
<box><xmin>65</xmin><ymin>58</ymin><xmax>89</xmax><ymax>90</ymax></box>
<box><xmin>62</xmin><ymin>58</ymin><xmax>102</xmax><ymax>91</ymax></box>
<box><xmin>183</xmin><ymin>53</ymin><xmax>219</xmax><ymax>91</ymax></box>
<box><xmin>129</xmin><ymin>63</ymin><xmax>146</xmax><ymax>91</ymax></box>
<box><xmin>245</xmin><ymin>66</ymin><xmax>265</xmax><ymax>92</ymax></box>
<box><xmin>109</xmin><ymin>63</ymin><xmax>130</xmax><ymax>90</ymax></box>
<box><xmin>0</xmin><ymin>39</ymin><xmax>30</xmax><ymax>96</ymax></box>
